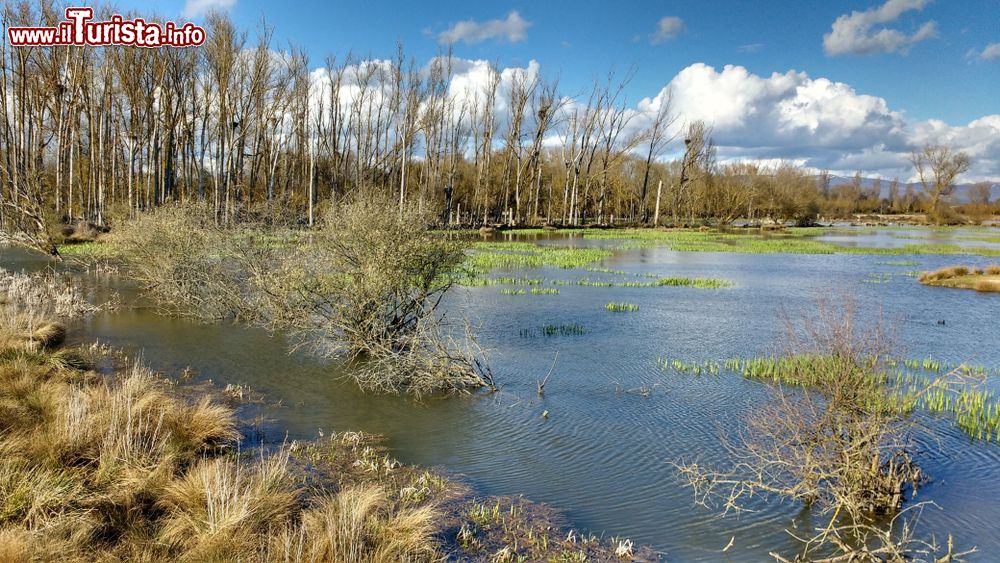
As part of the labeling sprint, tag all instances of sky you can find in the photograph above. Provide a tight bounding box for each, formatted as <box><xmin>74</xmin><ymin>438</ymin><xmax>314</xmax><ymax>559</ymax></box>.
<box><xmin>118</xmin><ymin>0</ymin><xmax>1000</xmax><ymax>181</ymax></box>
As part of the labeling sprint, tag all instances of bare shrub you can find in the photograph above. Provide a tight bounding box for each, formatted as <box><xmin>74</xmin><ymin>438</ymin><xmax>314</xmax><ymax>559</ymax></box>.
<box><xmin>110</xmin><ymin>197</ymin><xmax>492</xmax><ymax>396</ymax></box>
<box><xmin>677</xmin><ymin>298</ymin><xmax>970</xmax><ymax>560</ymax></box>
<box><xmin>108</xmin><ymin>204</ymin><xmax>251</xmax><ymax>319</ymax></box>
<box><xmin>257</xmin><ymin>195</ymin><xmax>492</xmax><ymax>395</ymax></box>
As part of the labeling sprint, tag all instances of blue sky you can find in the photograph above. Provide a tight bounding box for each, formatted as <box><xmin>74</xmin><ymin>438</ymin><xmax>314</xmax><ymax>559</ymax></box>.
<box><xmin>131</xmin><ymin>0</ymin><xmax>998</xmax><ymax>123</ymax></box>
<box><xmin>116</xmin><ymin>0</ymin><xmax>1000</xmax><ymax>180</ymax></box>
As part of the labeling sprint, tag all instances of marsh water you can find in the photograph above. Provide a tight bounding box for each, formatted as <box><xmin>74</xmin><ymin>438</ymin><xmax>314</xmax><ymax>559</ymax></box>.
<box><xmin>4</xmin><ymin>227</ymin><xmax>1000</xmax><ymax>561</ymax></box>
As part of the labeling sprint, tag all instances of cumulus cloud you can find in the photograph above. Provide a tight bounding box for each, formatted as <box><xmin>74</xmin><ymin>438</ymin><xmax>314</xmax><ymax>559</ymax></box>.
<box><xmin>181</xmin><ymin>0</ymin><xmax>236</xmax><ymax>18</ymax></box>
<box><xmin>633</xmin><ymin>63</ymin><xmax>998</xmax><ymax>180</ymax></box>
<box><xmin>967</xmin><ymin>43</ymin><xmax>1000</xmax><ymax>61</ymax></box>
<box><xmin>289</xmin><ymin>54</ymin><xmax>997</xmax><ymax>182</ymax></box>
<box><xmin>650</xmin><ymin>16</ymin><xmax>684</xmax><ymax>44</ymax></box>
<box><xmin>437</xmin><ymin>11</ymin><xmax>531</xmax><ymax>45</ymax></box>
<box><xmin>823</xmin><ymin>0</ymin><xmax>937</xmax><ymax>56</ymax></box>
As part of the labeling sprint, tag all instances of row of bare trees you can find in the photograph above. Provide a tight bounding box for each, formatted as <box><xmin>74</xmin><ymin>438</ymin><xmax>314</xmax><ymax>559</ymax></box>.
<box><xmin>0</xmin><ymin>2</ymin><xmax>989</xmax><ymax>255</ymax></box>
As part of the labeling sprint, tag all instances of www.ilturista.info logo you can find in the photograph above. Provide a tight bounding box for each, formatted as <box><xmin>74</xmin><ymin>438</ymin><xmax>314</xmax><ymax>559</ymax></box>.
<box><xmin>7</xmin><ymin>7</ymin><xmax>205</xmax><ymax>47</ymax></box>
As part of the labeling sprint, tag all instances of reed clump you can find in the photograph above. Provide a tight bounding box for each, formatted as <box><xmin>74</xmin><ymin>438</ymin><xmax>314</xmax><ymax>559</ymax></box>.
<box><xmin>918</xmin><ymin>263</ymin><xmax>1000</xmax><ymax>292</ymax></box>
<box><xmin>918</xmin><ymin>265</ymin><xmax>969</xmax><ymax>282</ymax></box>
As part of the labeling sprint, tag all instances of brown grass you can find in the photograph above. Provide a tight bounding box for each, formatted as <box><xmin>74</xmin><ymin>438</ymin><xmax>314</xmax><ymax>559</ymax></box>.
<box><xmin>974</xmin><ymin>279</ymin><xmax>1000</xmax><ymax>293</ymax></box>
<box><xmin>919</xmin><ymin>264</ymin><xmax>1000</xmax><ymax>294</ymax></box>
<box><xmin>918</xmin><ymin>265</ymin><xmax>969</xmax><ymax>283</ymax></box>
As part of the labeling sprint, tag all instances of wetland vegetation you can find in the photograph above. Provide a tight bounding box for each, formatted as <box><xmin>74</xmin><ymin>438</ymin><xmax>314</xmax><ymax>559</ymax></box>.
<box><xmin>918</xmin><ymin>265</ymin><xmax>1000</xmax><ymax>293</ymax></box>
<box><xmin>0</xmin><ymin>1</ymin><xmax>999</xmax><ymax>560</ymax></box>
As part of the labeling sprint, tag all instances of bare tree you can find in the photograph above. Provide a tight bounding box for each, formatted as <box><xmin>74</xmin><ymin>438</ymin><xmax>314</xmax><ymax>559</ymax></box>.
<box><xmin>638</xmin><ymin>90</ymin><xmax>677</xmax><ymax>223</ymax></box>
<box><xmin>911</xmin><ymin>145</ymin><xmax>971</xmax><ymax>224</ymax></box>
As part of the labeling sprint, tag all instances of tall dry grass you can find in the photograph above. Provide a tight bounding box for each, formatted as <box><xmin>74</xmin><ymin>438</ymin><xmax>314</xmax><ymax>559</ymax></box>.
<box><xmin>0</xmin><ymin>341</ymin><xmax>442</xmax><ymax>561</ymax></box>
<box><xmin>918</xmin><ymin>265</ymin><xmax>969</xmax><ymax>283</ymax></box>
<box><xmin>919</xmin><ymin>264</ymin><xmax>1000</xmax><ymax>294</ymax></box>
<box><xmin>974</xmin><ymin>279</ymin><xmax>1000</xmax><ymax>293</ymax></box>
<box><xmin>0</xmin><ymin>271</ymin><xmax>442</xmax><ymax>561</ymax></box>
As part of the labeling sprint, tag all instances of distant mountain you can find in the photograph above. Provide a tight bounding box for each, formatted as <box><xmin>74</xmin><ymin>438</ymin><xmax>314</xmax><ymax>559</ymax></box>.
<box><xmin>817</xmin><ymin>175</ymin><xmax>1000</xmax><ymax>203</ymax></box>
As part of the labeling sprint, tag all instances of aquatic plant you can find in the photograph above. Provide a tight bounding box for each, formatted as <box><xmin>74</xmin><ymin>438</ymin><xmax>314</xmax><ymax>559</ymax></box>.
<box><xmin>575</xmin><ymin>228</ymin><xmax>1000</xmax><ymax>257</ymax></box>
<box><xmin>657</xmin><ymin>357</ymin><xmax>721</xmax><ymax>376</ymax></box>
<box><xmin>863</xmin><ymin>273</ymin><xmax>893</xmax><ymax>284</ymax></box>
<box><xmin>458</xmin><ymin>276</ymin><xmax>544</xmax><ymax>287</ymax></box>
<box><xmin>542</xmin><ymin>324</ymin><xmax>585</xmax><ymax>336</ymax></box>
<box><xmin>654</xmin><ymin>277</ymin><xmax>732</xmax><ymax>289</ymax></box>
<box><xmin>548</xmin><ymin>276</ymin><xmax>731</xmax><ymax>289</ymax></box>
<box><xmin>465</xmin><ymin>241</ymin><xmax>612</xmax><ymax>272</ymax></box>
<box><xmin>499</xmin><ymin>288</ymin><xmax>526</xmax><ymax>295</ymax></box>
<box><xmin>529</xmin><ymin>287</ymin><xmax>560</xmax><ymax>295</ymax></box>
<box><xmin>585</xmin><ymin>267</ymin><xmax>628</xmax><ymax>276</ymax></box>
<box><xmin>604</xmin><ymin>302</ymin><xmax>639</xmax><ymax>312</ymax></box>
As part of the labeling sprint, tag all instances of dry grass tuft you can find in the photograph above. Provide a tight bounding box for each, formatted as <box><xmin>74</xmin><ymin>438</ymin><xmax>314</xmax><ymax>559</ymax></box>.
<box><xmin>974</xmin><ymin>278</ymin><xmax>1000</xmax><ymax>293</ymax></box>
<box><xmin>919</xmin><ymin>264</ymin><xmax>1000</xmax><ymax>294</ymax></box>
<box><xmin>270</xmin><ymin>485</ymin><xmax>438</xmax><ymax>563</ymax></box>
<box><xmin>30</xmin><ymin>322</ymin><xmax>66</xmax><ymax>349</ymax></box>
<box><xmin>159</xmin><ymin>454</ymin><xmax>298</xmax><ymax>558</ymax></box>
<box><xmin>918</xmin><ymin>265</ymin><xmax>968</xmax><ymax>283</ymax></box>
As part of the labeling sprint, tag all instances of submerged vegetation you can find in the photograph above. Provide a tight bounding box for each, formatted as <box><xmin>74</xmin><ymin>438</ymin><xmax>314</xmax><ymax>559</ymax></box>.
<box><xmin>604</xmin><ymin>302</ymin><xmax>639</xmax><ymax>312</ymax></box>
<box><xmin>573</xmin><ymin>227</ymin><xmax>1000</xmax><ymax>257</ymax></box>
<box><xmin>465</xmin><ymin>242</ymin><xmax>613</xmax><ymax>271</ymax></box>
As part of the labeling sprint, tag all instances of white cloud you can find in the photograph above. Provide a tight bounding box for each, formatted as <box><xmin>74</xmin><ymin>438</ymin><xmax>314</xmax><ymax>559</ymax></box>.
<box><xmin>448</xmin><ymin>58</ymin><xmax>998</xmax><ymax>181</ymax></box>
<box><xmin>634</xmin><ymin>63</ymin><xmax>998</xmax><ymax>181</ymax></box>
<box><xmin>181</xmin><ymin>0</ymin><xmax>236</xmax><ymax>18</ymax></box>
<box><xmin>276</xmin><ymin>53</ymin><xmax>999</xmax><ymax>182</ymax></box>
<box><xmin>437</xmin><ymin>11</ymin><xmax>531</xmax><ymax>45</ymax></box>
<box><xmin>651</xmin><ymin>16</ymin><xmax>684</xmax><ymax>45</ymax></box>
<box><xmin>823</xmin><ymin>0</ymin><xmax>937</xmax><ymax>56</ymax></box>
<box><xmin>967</xmin><ymin>42</ymin><xmax>1000</xmax><ymax>61</ymax></box>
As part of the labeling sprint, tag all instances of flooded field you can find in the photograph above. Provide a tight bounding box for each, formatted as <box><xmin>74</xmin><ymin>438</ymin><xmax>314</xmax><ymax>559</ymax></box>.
<box><xmin>4</xmin><ymin>226</ymin><xmax>1000</xmax><ymax>560</ymax></box>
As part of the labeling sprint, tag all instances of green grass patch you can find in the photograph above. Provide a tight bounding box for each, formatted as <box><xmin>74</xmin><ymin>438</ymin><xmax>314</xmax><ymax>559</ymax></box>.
<box><xmin>662</xmin><ymin>353</ymin><xmax>1000</xmax><ymax>442</ymax></box>
<box><xmin>604</xmin><ymin>302</ymin><xmax>639</xmax><ymax>312</ymax></box>
<box><xmin>465</xmin><ymin>242</ymin><xmax>612</xmax><ymax>272</ymax></box>
<box><xmin>529</xmin><ymin>287</ymin><xmax>559</xmax><ymax>295</ymax></box>
<box><xmin>570</xmin><ymin>228</ymin><xmax>1000</xmax><ymax>257</ymax></box>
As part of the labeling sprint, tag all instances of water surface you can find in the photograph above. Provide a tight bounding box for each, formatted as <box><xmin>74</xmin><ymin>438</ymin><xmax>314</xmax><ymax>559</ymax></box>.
<box><xmin>3</xmin><ymin>229</ymin><xmax>999</xmax><ymax>561</ymax></box>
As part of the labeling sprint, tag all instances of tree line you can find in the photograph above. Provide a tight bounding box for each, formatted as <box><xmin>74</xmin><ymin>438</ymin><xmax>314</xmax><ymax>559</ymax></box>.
<box><xmin>0</xmin><ymin>2</ymin><xmax>992</xmax><ymax>254</ymax></box>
